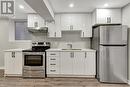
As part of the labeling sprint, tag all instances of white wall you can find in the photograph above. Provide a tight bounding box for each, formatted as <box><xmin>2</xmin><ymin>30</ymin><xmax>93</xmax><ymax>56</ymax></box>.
<box><xmin>0</xmin><ymin>19</ymin><xmax>31</xmax><ymax>69</ymax></box>
<box><xmin>122</xmin><ymin>3</ymin><xmax>130</xmax><ymax>80</ymax></box>
<box><xmin>0</xmin><ymin>19</ymin><xmax>15</xmax><ymax>69</ymax></box>
<box><xmin>122</xmin><ymin>3</ymin><xmax>130</xmax><ymax>27</ymax></box>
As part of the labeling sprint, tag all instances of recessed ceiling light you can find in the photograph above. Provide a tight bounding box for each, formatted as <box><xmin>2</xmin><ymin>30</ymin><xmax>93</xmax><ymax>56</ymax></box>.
<box><xmin>104</xmin><ymin>3</ymin><xmax>109</xmax><ymax>7</ymax></box>
<box><xmin>19</xmin><ymin>5</ymin><xmax>24</xmax><ymax>9</ymax></box>
<box><xmin>69</xmin><ymin>3</ymin><xmax>74</xmax><ymax>8</ymax></box>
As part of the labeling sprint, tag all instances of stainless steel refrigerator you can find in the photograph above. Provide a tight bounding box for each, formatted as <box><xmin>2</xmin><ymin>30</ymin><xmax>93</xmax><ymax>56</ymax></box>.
<box><xmin>92</xmin><ymin>25</ymin><xmax>128</xmax><ymax>83</ymax></box>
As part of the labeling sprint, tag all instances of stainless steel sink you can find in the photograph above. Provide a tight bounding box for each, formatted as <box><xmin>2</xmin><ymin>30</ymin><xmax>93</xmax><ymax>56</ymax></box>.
<box><xmin>62</xmin><ymin>49</ymin><xmax>82</xmax><ymax>51</ymax></box>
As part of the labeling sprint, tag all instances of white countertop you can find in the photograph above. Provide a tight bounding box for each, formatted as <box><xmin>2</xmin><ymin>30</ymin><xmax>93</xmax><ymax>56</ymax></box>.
<box><xmin>46</xmin><ymin>49</ymin><xmax>96</xmax><ymax>52</ymax></box>
<box><xmin>4</xmin><ymin>49</ymin><xmax>25</xmax><ymax>52</ymax></box>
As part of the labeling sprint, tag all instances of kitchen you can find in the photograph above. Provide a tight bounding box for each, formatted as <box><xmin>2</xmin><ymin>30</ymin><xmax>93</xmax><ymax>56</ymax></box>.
<box><xmin>0</xmin><ymin>0</ymin><xmax>130</xmax><ymax>87</ymax></box>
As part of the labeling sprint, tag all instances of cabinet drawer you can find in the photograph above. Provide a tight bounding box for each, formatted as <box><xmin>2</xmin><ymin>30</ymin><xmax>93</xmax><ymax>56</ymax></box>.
<box><xmin>47</xmin><ymin>64</ymin><xmax>59</xmax><ymax>74</ymax></box>
<box><xmin>47</xmin><ymin>68</ymin><xmax>59</xmax><ymax>74</ymax></box>
<box><xmin>47</xmin><ymin>52</ymin><xmax>59</xmax><ymax>57</ymax></box>
<box><xmin>47</xmin><ymin>61</ymin><xmax>59</xmax><ymax>67</ymax></box>
<box><xmin>23</xmin><ymin>70</ymin><xmax>45</xmax><ymax>77</ymax></box>
<box><xmin>48</xmin><ymin>57</ymin><xmax>59</xmax><ymax>61</ymax></box>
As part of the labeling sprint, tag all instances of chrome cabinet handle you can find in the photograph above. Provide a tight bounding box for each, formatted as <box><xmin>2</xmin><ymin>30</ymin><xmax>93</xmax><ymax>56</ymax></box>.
<box><xmin>107</xmin><ymin>17</ymin><xmax>111</xmax><ymax>23</ymax></box>
<box><xmin>73</xmin><ymin>52</ymin><xmax>74</xmax><ymax>58</ymax></box>
<box><xmin>70</xmin><ymin>52</ymin><xmax>74</xmax><ymax>58</ymax></box>
<box><xmin>12</xmin><ymin>52</ymin><xmax>13</xmax><ymax>58</ymax></box>
<box><xmin>70</xmin><ymin>25</ymin><xmax>73</xmax><ymax>30</ymax></box>
<box><xmin>12</xmin><ymin>52</ymin><xmax>15</xmax><ymax>58</ymax></box>
<box><xmin>54</xmin><ymin>32</ymin><xmax>56</xmax><ymax>37</ymax></box>
<box><xmin>83</xmin><ymin>32</ymin><xmax>84</xmax><ymax>37</ymax></box>
<box><xmin>70</xmin><ymin>52</ymin><xmax>73</xmax><ymax>58</ymax></box>
<box><xmin>50</xmin><ymin>54</ymin><xmax>56</xmax><ymax>55</ymax></box>
<box><xmin>85</xmin><ymin>52</ymin><xmax>87</xmax><ymax>58</ymax></box>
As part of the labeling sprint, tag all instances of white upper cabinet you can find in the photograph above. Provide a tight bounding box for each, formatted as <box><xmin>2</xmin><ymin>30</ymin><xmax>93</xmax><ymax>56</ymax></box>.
<box><xmin>92</xmin><ymin>9</ymin><xmax>122</xmax><ymax>25</ymax></box>
<box><xmin>61</xmin><ymin>14</ymin><xmax>91</xmax><ymax>31</ymax></box>
<box><xmin>48</xmin><ymin>14</ymin><xmax>62</xmax><ymax>38</ymax></box>
<box><xmin>80</xmin><ymin>14</ymin><xmax>92</xmax><ymax>38</ymax></box>
<box><xmin>27</xmin><ymin>13</ymin><xmax>46</xmax><ymax>28</ymax></box>
<box><xmin>60</xmin><ymin>14</ymin><xmax>92</xmax><ymax>37</ymax></box>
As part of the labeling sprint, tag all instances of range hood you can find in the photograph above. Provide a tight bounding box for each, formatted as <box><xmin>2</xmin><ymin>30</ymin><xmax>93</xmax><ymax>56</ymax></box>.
<box><xmin>28</xmin><ymin>27</ymin><xmax>48</xmax><ymax>33</ymax></box>
<box><xmin>27</xmin><ymin>14</ymin><xmax>48</xmax><ymax>33</ymax></box>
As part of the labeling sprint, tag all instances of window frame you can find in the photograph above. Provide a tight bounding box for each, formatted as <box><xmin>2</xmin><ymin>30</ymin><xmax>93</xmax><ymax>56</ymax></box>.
<box><xmin>14</xmin><ymin>19</ymin><xmax>31</xmax><ymax>42</ymax></box>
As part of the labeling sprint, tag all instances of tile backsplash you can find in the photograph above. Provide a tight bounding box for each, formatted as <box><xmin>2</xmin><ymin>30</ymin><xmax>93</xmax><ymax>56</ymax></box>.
<box><xmin>31</xmin><ymin>31</ymin><xmax>91</xmax><ymax>49</ymax></box>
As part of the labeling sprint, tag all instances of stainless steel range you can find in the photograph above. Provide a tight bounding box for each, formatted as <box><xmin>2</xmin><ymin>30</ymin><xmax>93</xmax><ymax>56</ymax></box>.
<box><xmin>23</xmin><ymin>42</ymin><xmax>50</xmax><ymax>78</ymax></box>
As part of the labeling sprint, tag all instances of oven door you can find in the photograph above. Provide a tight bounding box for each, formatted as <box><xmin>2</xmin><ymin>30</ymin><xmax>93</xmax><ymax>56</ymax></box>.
<box><xmin>24</xmin><ymin>55</ymin><xmax>43</xmax><ymax>66</ymax></box>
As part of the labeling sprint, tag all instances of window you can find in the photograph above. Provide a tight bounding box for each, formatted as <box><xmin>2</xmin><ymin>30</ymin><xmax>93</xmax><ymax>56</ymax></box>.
<box><xmin>15</xmin><ymin>20</ymin><xmax>31</xmax><ymax>40</ymax></box>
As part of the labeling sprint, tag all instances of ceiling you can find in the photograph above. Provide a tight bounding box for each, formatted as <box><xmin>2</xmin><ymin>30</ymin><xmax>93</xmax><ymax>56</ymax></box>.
<box><xmin>8</xmin><ymin>0</ymin><xmax>130</xmax><ymax>19</ymax></box>
<box><xmin>48</xmin><ymin>0</ymin><xmax>130</xmax><ymax>13</ymax></box>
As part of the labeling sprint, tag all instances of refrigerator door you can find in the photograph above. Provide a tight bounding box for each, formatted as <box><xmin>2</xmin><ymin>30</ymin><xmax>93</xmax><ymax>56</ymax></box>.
<box><xmin>99</xmin><ymin>45</ymin><xmax>128</xmax><ymax>83</ymax></box>
<box><xmin>100</xmin><ymin>25</ymin><xmax>128</xmax><ymax>45</ymax></box>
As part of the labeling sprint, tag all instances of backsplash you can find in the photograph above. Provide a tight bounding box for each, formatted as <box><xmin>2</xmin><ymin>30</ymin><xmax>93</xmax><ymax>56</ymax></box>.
<box><xmin>31</xmin><ymin>31</ymin><xmax>91</xmax><ymax>49</ymax></box>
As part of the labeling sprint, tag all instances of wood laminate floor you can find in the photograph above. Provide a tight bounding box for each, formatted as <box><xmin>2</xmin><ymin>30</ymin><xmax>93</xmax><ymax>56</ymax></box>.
<box><xmin>0</xmin><ymin>70</ymin><xmax>129</xmax><ymax>87</ymax></box>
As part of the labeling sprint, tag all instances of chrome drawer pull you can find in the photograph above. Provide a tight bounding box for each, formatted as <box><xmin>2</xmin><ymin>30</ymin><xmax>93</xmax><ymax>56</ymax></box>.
<box><xmin>50</xmin><ymin>54</ymin><xmax>56</xmax><ymax>55</ymax></box>
<box><xmin>50</xmin><ymin>70</ymin><xmax>56</xmax><ymax>72</ymax></box>
<box><xmin>50</xmin><ymin>59</ymin><xmax>56</xmax><ymax>60</ymax></box>
<box><xmin>50</xmin><ymin>64</ymin><xmax>56</xmax><ymax>65</ymax></box>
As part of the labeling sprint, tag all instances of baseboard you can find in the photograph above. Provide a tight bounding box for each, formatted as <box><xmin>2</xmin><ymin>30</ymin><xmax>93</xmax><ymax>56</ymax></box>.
<box><xmin>0</xmin><ymin>67</ymin><xmax>4</xmax><ymax>70</ymax></box>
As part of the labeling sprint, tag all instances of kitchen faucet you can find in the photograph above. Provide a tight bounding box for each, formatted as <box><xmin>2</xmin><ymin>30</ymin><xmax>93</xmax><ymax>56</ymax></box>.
<box><xmin>67</xmin><ymin>43</ymin><xmax>72</xmax><ymax>49</ymax></box>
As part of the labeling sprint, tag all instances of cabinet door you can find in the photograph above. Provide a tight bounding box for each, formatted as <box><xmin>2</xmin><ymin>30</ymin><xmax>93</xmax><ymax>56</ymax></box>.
<box><xmin>73</xmin><ymin>52</ymin><xmax>84</xmax><ymax>75</ymax></box>
<box><xmin>60</xmin><ymin>52</ymin><xmax>73</xmax><ymax>74</ymax></box>
<box><xmin>80</xmin><ymin>14</ymin><xmax>92</xmax><ymax>38</ymax></box>
<box><xmin>5</xmin><ymin>52</ymin><xmax>23</xmax><ymax>75</ymax></box>
<box><xmin>84</xmin><ymin>52</ymin><xmax>96</xmax><ymax>75</ymax></box>
<box><xmin>109</xmin><ymin>9</ymin><xmax>121</xmax><ymax>24</ymax></box>
<box><xmin>28</xmin><ymin>14</ymin><xmax>45</xmax><ymax>27</ymax></box>
<box><xmin>14</xmin><ymin>52</ymin><xmax>23</xmax><ymax>75</ymax></box>
<box><xmin>48</xmin><ymin>23</ymin><xmax>61</xmax><ymax>38</ymax></box>
<box><xmin>55</xmin><ymin>15</ymin><xmax>62</xmax><ymax>37</ymax></box>
<box><xmin>96</xmin><ymin>9</ymin><xmax>121</xmax><ymax>24</ymax></box>
<box><xmin>97</xmin><ymin>9</ymin><xmax>110</xmax><ymax>24</ymax></box>
<box><xmin>48</xmin><ymin>23</ymin><xmax>56</xmax><ymax>37</ymax></box>
<box><xmin>81</xmin><ymin>27</ymin><xmax>92</xmax><ymax>38</ymax></box>
<box><xmin>71</xmin><ymin>14</ymin><xmax>82</xmax><ymax>30</ymax></box>
<box><xmin>61</xmin><ymin>14</ymin><xmax>72</xmax><ymax>30</ymax></box>
<box><xmin>5</xmin><ymin>52</ymin><xmax>15</xmax><ymax>75</ymax></box>
<box><xmin>28</xmin><ymin>14</ymin><xmax>36</xmax><ymax>27</ymax></box>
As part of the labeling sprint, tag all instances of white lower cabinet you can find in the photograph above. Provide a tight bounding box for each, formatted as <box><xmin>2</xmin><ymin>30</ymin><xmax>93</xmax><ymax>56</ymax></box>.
<box><xmin>47</xmin><ymin>51</ymin><xmax>96</xmax><ymax>77</ymax></box>
<box><xmin>5</xmin><ymin>51</ymin><xmax>23</xmax><ymax>76</ymax></box>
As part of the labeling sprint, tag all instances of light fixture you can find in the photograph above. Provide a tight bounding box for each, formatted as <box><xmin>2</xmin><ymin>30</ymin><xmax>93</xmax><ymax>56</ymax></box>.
<box><xmin>104</xmin><ymin>3</ymin><xmax>109</xmax><ymax>7</ymax></box>
<box><xmin>19</xmin><ymin>5</ymin><xmax>24</xmax><ymax>9</ymax></box>
<box><xmin>69</xmin><ymin>3</ymin><xmax>74</xmax><ymax>8</ymax></box>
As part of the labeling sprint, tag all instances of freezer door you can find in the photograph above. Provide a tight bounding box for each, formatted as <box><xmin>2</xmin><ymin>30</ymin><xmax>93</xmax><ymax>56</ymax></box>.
<box><xmin>99</xmin><ymin>45</ymin><xmax>128</xmax><ymax>83</ymax></box>
<box><xmin>100</xmin><ymin>26</ymin><xmax>128</xmax><ymax>45</ymax></box>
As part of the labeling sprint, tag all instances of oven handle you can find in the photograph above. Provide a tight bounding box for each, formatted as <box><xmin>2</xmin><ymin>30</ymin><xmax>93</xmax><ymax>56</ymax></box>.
<box><xmin>23</xmin><ymin>52</ymin><xmax>45</xmax><ymax>55</ymax></box>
